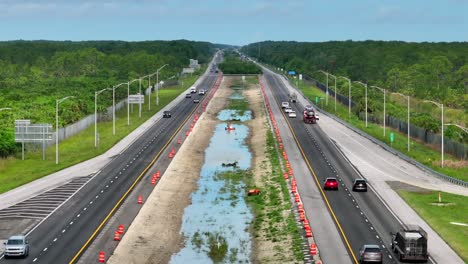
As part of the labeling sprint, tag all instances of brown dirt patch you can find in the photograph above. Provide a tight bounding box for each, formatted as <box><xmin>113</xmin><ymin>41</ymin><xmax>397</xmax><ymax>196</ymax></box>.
<box><xmin>387</xmin><ymin>181</ymin><xmax>433</xmax><ymax>194</ymax></box>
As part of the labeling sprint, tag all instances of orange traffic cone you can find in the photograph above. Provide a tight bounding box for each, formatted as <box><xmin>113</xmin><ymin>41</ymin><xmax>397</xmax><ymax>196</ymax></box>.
<box><xmin>305</xmin><ymin>226</ymin><xmax>313</xmax><ymax>237</ymax></box>
<box><xmin>292</xmin><ymin>185</ymin><xmax>297</xmax><ymax>194</ymax></box>
<box><xmin>98</xmin><ymin>251</ymin><xmax>105</xmax><ymax>262</ymax></box>
<box><xmin>295</xmin><ymin>193</ymin><xmax>300</xmax><ymax>203</ymax></box>
<box><xmin>310</xmin><ymin>244</ymin><xmax>317</xmax><ymax>255</ymax></box>
<box><xmin>138</xmin><ymin>196</ymin><xmax>143</xmax><ymax>204</ymax></box>
<box><xmin>118</xmin><ymin>224</ymin><xmax>124</xmax><ymax>234</ymax></box>
<box><xmin>114</xmin><ymin>231</ymin><xmax>120</xmax><ymax>241</ymax></box>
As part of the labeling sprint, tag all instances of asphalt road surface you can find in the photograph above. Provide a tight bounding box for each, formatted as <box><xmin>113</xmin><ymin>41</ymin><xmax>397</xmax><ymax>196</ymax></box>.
<box><xmin>0</xmin><ymin>72</ymin><xmax>219</xmax><ymax>264</ymax></box>
<box><xmin>263</xmin><ymin>71</ymin><xmax>433</xmax><ymax>264</ymax></box>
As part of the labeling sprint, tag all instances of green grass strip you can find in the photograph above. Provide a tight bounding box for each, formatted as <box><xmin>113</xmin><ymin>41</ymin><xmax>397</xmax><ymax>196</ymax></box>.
<box><xmin>398</xmin><ymin>190</ymin><xmax>468</xmax><ymax>262</ymax></box>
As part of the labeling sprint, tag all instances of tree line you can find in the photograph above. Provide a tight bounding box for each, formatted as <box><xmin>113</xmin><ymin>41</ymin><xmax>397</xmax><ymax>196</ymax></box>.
<box><xmin>219</xmin><ymin>50</ymin><xmax>262</xmax><ymax>74</ymax></box>
<box><xmin>0</xmin><ymin>40</ymin><xmax>220</xmax><ymax>157</ymax></box>
<box><xmin>241</xmin><ymin>41</ymin><xmax>468</xmax><ymax>109</ymax></box>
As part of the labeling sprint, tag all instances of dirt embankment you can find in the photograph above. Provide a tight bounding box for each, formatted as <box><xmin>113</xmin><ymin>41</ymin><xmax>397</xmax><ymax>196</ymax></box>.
<box><xmin>108</xmin><ymin>78</ymin><xmax>233</xmax><ymax>264</ymax></box>
<box><xmin>244</xmin><ymin>81</ymin><xmax>297</xmax><ymax>263</ymax></box>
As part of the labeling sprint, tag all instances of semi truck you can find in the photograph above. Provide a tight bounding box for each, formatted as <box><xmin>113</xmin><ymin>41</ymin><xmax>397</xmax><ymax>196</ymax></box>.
<box><xmin>391</xmin><ymin>225</ymin><xmax>429</xmax><ymax>262</ymax></box>
<box><xmin>303</xmin><ymin>109</ymin><xmax>319</xmax><ymax>124</ymax></box>
<box><xmin>289</xmin><ymin>93</ymin><xmax>297</xmax><ymax>103</ymax></box>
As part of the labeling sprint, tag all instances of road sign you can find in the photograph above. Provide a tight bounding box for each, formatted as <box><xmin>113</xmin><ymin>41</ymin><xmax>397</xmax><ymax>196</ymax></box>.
<box><xmin>390</xmin><ymin>132</ymin><xmax>394</xmax><ymax>142</ymax></box>
<box><xmin>128</xmin><ymin>94</ymin><xmax>144</xmax><ymax>104</ymax></box>
<box><xmin>288</xmin><ymin>70</ymin><xmax>296</xmax><ymax>75</ymax></box>
<box><xmin>15</xmin><ymin>122</ymin><xmax>53</xmax><ymax>142</ymax></box>
<box><xmin>315</xmin><ymin>97</ymin><xmax>319</xmax><ymax>104</ymax></box>
<box><xmin>299</xmin><ymin>74</ymin><xmax>302</xmax><ymax>80</ymax></box>
<box><xmin>15</xmin><ymin>120</ymin><xmax>31</xmax><ymax>126</ymax></box>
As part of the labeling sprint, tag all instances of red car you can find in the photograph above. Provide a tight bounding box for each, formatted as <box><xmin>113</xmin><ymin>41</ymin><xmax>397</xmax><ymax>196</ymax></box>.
<box><xmin>323</xmin><ymin>177</ymin><xmax>339</xmax><ymax>190</ymax></box>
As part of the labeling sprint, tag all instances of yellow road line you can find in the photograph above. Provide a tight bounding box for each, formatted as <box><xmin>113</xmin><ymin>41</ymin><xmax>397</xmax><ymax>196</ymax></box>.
<box><xmin>268</xmin><ymin>78</ymin><xmax>359</xmax><ymax>264</ymax></box>
<box><xmin>69</xmin><ymin>80</ymin><xmax>214</xmax><ymax>264</ymax></box>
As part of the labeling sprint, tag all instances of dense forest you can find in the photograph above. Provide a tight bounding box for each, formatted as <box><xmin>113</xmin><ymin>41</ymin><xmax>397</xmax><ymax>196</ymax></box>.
<box><xmin>219</xmin><ymin>50</ymin><xmax>262</xmax><ymax>74</ymax></box>
<box><xmin>241</xmin><ymin>41</ymin><xmax>468</xmax><ymax>109</ymax></box>
<box><xmin>0</xmin><ymin>40</ymin><xmax>221</xmax><ymax>157</ymax></box>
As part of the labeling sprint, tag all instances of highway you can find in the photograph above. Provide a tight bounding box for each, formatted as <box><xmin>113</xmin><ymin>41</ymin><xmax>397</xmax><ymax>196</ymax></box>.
<box><xmin>262</xmin><ymin>70</ymin><xmax>431</xmax><ymax>264</ymax></box>
<box><xmin>1</xmin><ymin>57</ymin><xmax>437</xmax><ymax>264</ymax></box>
<box><xmin>0</xmin><ymin>70</ymin><xmax>220</xmax><ymax>264</ymax></box>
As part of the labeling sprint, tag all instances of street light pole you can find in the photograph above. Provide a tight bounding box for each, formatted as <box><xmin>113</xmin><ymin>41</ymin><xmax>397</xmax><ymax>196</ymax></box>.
<box><xmin>338</xmin><ymin>76</ymin><xmax>352</xmax><ymax>118</ymax></box>
<box><xmin>56</xmin><ymin>96</ymin><xmax>74</xmax><ymax>164</ymax></box>
<box><xmin>94</xmin><ymin>88</ymin><xmax>110</xmax><ymax>147</ymax></box>
<box><xmin>138</xmin><ymin>78</ymin><xmax>142</xmax><ymax>118</ymax></box>
<box><xmin>423</xmin><ymin>100</ymin><xmax>444</xmax><ymax>167</ymax></box>
<box><xmin>354</xmin><ymin>81</ymin><xmax>368</xmax><ymax>127</ymax></box>
<box><xmin>318</xmin><ymin>70</ymin><xmax>329</xmax><ymax>106</ymax></box>
<box><xmin>445</xmin><ymin>123</ymin><xmax>468</xmax><ymax>133</ymax></box>
<box><xmin>156</xmin><ymin>64</ymin><xmax>169</xmax><ymax>106</ymax></box>
<box><xmin>113</xmin><ymin>86</ymin><xmax>116</xmax><ymax>134</ymax></box>
<box><xmin>148</xmin><ymin>75</ymin><xmax>152</xmax><ymax>111</ymax></box>
<box><xmin>371</xmin><ymin>86</ymin><xmax>386</xmax><ymax>136</ymax></box>
<box><xmin>112</xmin><ymin>82</ymin><xmax>130</xmax><ymax>134</ymax></box>
<box><xmin>127</xmin><ymin>79</ymin><xmax>139</xmax><ymax>125</ymax></box>
<box><xmin>0</xmin><ymin>108</ymin><xmax>12</xmax><ymax>111</ymax></box>
<box><xmin>393</xmin><ymin>92</ymin><xmax>410</xmax><ymax>152</ymax></box>
<box><xmin>327</xmin><ymin>74</ymin><xmax>337</xmax><ymax>112</ymax></box>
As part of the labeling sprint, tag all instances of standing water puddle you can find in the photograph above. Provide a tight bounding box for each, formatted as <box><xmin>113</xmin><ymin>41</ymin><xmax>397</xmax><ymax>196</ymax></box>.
<box><xmin>229</xmin><ymin>88</ymin><xmax>244</xmax><ymax>100</ymax></box>
<box><xmin>218</xmin><ymin>109</ymin><xmax>252</xmax><ymax>122</ymax></box>
<box><xmin>170</xmin><ymin>115</ymin><xmax>253</xmax><ymax>263</ymax></box>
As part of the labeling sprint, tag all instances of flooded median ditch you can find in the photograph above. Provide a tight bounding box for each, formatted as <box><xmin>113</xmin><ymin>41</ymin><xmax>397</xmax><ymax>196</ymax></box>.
<box><xmin>170</xmin><ymin>104</ymin><xmax>254</xmax><ymax>263</ymax></box>
<box><xmin>107</xmin><ymin>76</ymin><xmax>304</xmax><ymax>264</ymax></box>
<box><xmin>171</xmin><ymin>78</ymin><xmax>304</xmax><ymax>263</ymax></box>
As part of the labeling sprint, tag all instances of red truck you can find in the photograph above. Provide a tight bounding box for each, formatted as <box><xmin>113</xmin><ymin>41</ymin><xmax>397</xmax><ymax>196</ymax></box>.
<box><xmin>303</xmin><ymin>109</ymin><xmax>319</xmax><ymax>124</ymax></box>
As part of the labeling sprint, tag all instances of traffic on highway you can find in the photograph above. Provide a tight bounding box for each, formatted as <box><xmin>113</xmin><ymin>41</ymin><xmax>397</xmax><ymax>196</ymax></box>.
<box><xmin>1</xmin><ymin>52</ymin><xmax>464</xmax><ymax>264</ymax></box>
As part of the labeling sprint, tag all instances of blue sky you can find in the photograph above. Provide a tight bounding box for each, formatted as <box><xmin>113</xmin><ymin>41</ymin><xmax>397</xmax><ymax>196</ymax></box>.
<box><xmin>0</xmin><ymin>0</ymin><xmax>467</xmax><ymax>45</ymax></box>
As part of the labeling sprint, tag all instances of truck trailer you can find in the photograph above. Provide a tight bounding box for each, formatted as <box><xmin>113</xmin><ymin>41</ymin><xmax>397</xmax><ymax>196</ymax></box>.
<box><xmin>391</xmin><ymin>225</ymin><xmax>429</xmax><ymax>262</ymax></box>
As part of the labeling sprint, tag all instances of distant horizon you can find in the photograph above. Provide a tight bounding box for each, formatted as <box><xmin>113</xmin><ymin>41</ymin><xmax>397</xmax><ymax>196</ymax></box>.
<box><xmin>2</xmin><ymin>38</ymin><xmax>467</xmax><ymax>47</ymax></box>
<box><xmin>1</xmin><ymin>0</ymin><xmax>466</xmax><ymax>45</ymax></box>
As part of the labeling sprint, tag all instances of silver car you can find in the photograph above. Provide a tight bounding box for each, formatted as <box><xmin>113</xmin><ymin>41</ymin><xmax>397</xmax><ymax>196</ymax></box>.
<box><xmin>359</xmin><ymin>244</ymin><xmax>382</xmax><ymax>263</ymax></box>
<box><xmin>3</xmin><ymin>235</ymin><xmax>29</xmax><ymax>258</ymax></box>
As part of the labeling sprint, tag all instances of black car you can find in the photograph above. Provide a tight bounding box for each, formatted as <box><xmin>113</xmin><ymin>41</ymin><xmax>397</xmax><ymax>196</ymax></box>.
<box><xmin>352</xmin><ymin>179</ymin><xmax>368</xmax><ymax>192</ymax></box>
<box><xmin>185</xmin><ymin>93</ymin><xmax>191</xmax><ymax>98</ymax></box>
<box><xmin>193</xmin><ymin>99</ymin><xmax>200</xmax><ymax>103</ymax></box>
<box><xmin>163</xmin><ymin>111</ymin><xmax>171</xmax><ymax>118</ymax></box>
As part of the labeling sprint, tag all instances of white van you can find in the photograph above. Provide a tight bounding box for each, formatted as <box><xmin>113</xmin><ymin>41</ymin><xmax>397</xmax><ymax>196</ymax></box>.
<box><xmin>190</xmin><ymin>87</ymin><xmax>197</xmax><ymax>93</ymax></box>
